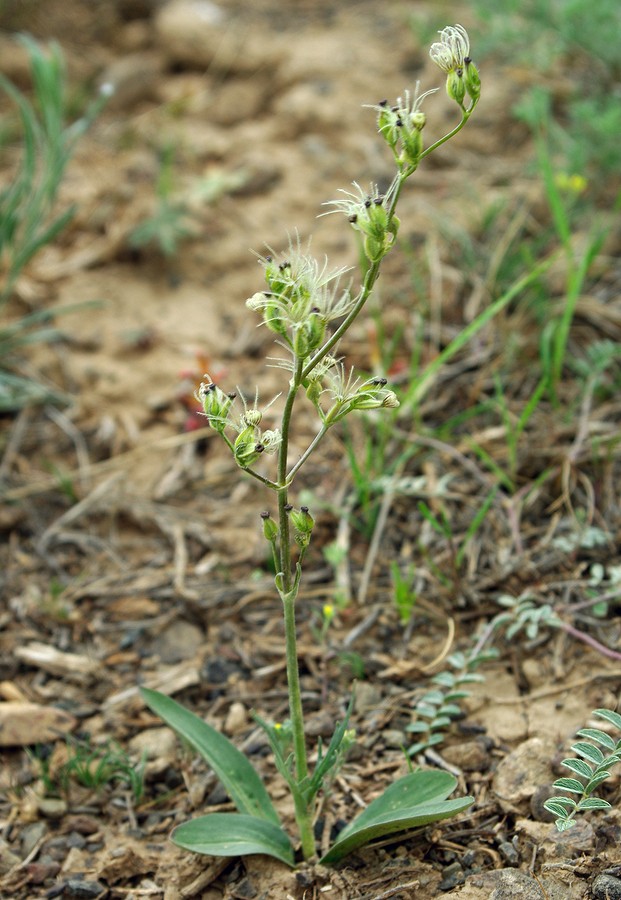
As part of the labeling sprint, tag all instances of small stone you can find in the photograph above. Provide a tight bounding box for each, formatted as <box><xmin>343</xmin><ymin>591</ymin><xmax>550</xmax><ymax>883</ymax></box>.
<box><xmin>438</xmin><ymin>861</ymin><xmax>465</xmax><ymax>891</ymax></box>
<box><xmin>0</xmin><ymin>838</ymin><xmax>21</xmax><ymax>874</ymax></box>
<box><xmin>20</xmin><ymin>820</ymin><xmax>47</xmax><ymax>857</ymax></box>
<box><xmin>592</xmin><ymin>874</ymin><xmax>621</xmax><ymax>900</ymax></box>
<box><xmin>492</xmin><ymin>736</ymin><xmax>555</xmax><ymax>813</ymax></box>
<box><xmin>498</xmin><ymin>841</ymin><xmax>520</xmax><ymax>866</ymax></box>
<box><xmin>150</xmin><ymin>620</ymin><xmax>203</xmax><ymax>663</ymax></box>
<box><xmin>97</xmin><ymin>53</ymin><xmax>162</xmax><ymax>109</ymax></box>
<box><xmin>36</xmin><ymin>797</ymin><xmax>68</xmax><ymax>820</ymax></box>
<box><xmin>442</xmin><ymin>739</ymin><xmax>491</xmax><ymax>772</ymax></box>
<box><xmin>224</xmin><ymin>701</ymin><xmax>247</xmax><ymax>736</ymax></box>
<box><xmin>529</xmin><ymin>784</ymin><xmax>557</xmax><ymax>822</ymax></box>
<box><xmin>63</xmin><ymin>879</ymin><xmax>107</xmax><ymax>899</ymax></box>
<box><xmin>354</xmin><ymin>681</ymin><xmax>382</xmax><ymax>715</ymax></box>
<box><xmin>466</xmin><ymin>867</ymin><xmax>547</xmax><ymax>898</ymax></box>
<box><xmin>381</xmin><ymin>729</ymin><xmax>407</xmax><ymax>749</ymax></box>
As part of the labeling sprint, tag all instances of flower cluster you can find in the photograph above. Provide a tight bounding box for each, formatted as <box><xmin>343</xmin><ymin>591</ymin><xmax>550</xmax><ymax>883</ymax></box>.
<box><xmin>316</xmin><ymin>361</ymin><xmax>400</xmax><ymax>425</ymax></box>
<box><xmin>372</xmin><ymin>85</ymin><xmax>436</xmax><ymax>172</ymax></box>
<box><xmin>429</xmin><ymin>24</ymin><xmax>480</xmax><ymax>106</ymax></box>
<box><xmin>322</xmin><ymin>181</ymin><xmax>399</xmax><ymax>263</ymax></box>
<box><xmin>246</xmin><ymin>240</ymin><xmax>353</xmax><ymax>359</ymax></box>
<box><xmin>195</xmin><ymin>376</ymin><xmax>281</xmax><ymax>468</ymax></box>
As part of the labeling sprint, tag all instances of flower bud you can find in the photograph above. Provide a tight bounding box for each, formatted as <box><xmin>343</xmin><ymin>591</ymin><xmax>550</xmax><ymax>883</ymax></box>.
<box><xmin>290</xmin><ymin>505</ymin><xmax>315</xmax><ymax>535</ymax></box>
<box><xmin>234</xmin><ymin>426</ymin><xmax>264</xmax><ymax>467</ymax></box>
<box><xmin>446</xmin><ymin>70</ymin><xmax>466</xmax><ymax>105</ymax></box>
<box><xmin>196</xmin><ymin>379</ymin><xmax>235</xmax><ymax>433</ymax></box>
<box><xmin>294</xmin><ymin>313</ymin><xmax>326</xmax><ymax>359</ymax></box>
<box><xmin>241</xmin><ymin>408</ymin><xmax>263</xmax><ymax>427</ymax></box>
<box><xmin>464</xmin><ymin>60</ymin><xmax>481</xmax><ymax>102</ymax></box>
<box><xmin>261</xmin><ymin>511</ymin><xmax>278</xmax><ymax>542</ymax></box>
<box><xmin>401</xmin><ymin>128</ymin><xmax>423</xmax><ymax>168</ymax></box>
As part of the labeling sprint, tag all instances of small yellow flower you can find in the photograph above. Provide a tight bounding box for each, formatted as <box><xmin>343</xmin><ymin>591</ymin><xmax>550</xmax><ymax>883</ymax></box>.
<box><xmin>323</xmin><ymin>603</ymin><xmax>335</xmax><ymax>621</ymax></box>
<box><xmin>555</xmin><ymin>172</ymin><xmax>587</xmax><ymax>195</ymax></box>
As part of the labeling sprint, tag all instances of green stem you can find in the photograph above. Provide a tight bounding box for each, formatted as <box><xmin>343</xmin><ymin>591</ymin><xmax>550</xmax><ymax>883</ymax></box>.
<box><xmin>287</xmin><ymin>422</ymin><xmax>330</xmax><ymax>482</ymax></box>
<box><xmin>276</xmin><ymin>355</ymin><xmax>315</xmax><ymax>857</ymax></box>
<box><xmin>419</xmin><ymin>98</ymin><xmax>477</xmax><ymax>162</ymax></box>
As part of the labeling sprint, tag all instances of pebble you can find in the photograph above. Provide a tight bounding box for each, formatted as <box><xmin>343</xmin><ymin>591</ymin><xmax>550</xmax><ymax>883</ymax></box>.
<box><xmin>354</xmin><ymin>681</ymin><xmax>382</xmax><ymax>715</ymax></box>
<box><xmin>438</xmin><ymin>861</ymin><xmax>465</xmax><ymax>891</ymax></box>
<box><xmin>97</xmin><ymin>52</ymin><xmax>163</xmax><ymax>110</ymax></box>
<box><xmin>498</xmin><ymin>841</ymin><xmax>520</xmax><ymax>866</ymax></box>
<box><xmin>0</xmin><ymin>838</ymin><xmax>21</xmax><ymax>874</ymax></box>
<box><xmin>492</xmin><ymin>736</ymin><xmax>555</xmax><ymax>812</ymax></box>
<box><xmin>592</xmin><ymin>874</ymin><xmax>621</xmax><ymax>900</ymax></box>
<box><xmin>150</xmin><ymin>619</ymin><xmax>203</xmax><ymax>663</ymax></box>
<box><xmin>466</xmin><ymin>867</ymin><xmax>548</xmax><ymax>898</ymax></box>
<box><xmin>20</xmin><ymin>820</ymin><xmax>47</xmax><ymax>857</ymax></box>
<box><xmin>529</xmin><ymin>784</ymin><xmax>557</xmax><ymax>822</ymax></box>
<box><xmin>155</xmin><ymin>0</ymin><xmax>285</xmax><ymax>74</ymax></box>
<box><xmin>442</xmin><ymin>739</ymin><xmax>491</xmax><ymax>772</ymax></box>
<box><xmin>224</xmin><ymin>700</ymin><xmax>247</xmax><ymax>735</ymax></box>
<box><xmin>36</xmin><ymin>797</ymin><xmax>68</xmax><ymax>820</ymax></box>
<box><xmin>62</xmin><ymin>879</ymin><xmax>107</xmax><ymax>898</ymax></box>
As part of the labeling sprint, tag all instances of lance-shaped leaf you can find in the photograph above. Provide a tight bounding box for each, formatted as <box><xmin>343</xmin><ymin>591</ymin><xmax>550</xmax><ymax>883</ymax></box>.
<box><xmin>320</xmin><ymin>770</ymin><xmax>472</xmax><ymax>865</ymax></box>
<box><xmin>172</xmin><ymin>813</ymin><xmax>295</xmax><ymax>867</ymax></box>
<box><xmin>141</xmin><ymin>688</ymin><xmax>280</xmax><ymax>825</ymax></box>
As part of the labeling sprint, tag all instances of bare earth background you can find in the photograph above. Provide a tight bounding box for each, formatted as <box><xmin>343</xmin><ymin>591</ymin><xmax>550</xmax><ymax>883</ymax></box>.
<box><xmin>1</xmin><ymin>1</ymin><xmax>620</xmax><ymax>898</ymax></box>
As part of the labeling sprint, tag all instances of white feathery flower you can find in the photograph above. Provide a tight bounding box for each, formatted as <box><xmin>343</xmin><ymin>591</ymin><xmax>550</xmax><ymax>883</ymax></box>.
<box><xmin>429</xmin><ymin>24</ymin><xmax>470</xmax><ymax>73</ymax></box>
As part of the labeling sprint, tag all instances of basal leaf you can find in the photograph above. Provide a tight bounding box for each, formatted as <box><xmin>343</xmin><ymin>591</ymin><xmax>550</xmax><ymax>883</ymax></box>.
<box><xmin>172</xmin><ymin>813</ymin><xmax>295</xmax><ymax>867</ymax></box>
<box><xmin>319</xmin><ymin>770</ymin><xmax>472</xmax><ymax>865</ymax></box>
<box><xmin>141</xmin><ymin>688</ymin><xmax>280</xmax><ymax>825</ymax></box>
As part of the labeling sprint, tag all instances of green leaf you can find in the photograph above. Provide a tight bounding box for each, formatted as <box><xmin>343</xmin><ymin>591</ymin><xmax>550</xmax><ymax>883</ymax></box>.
<box><xmin>594</xmin><ymin>708</ymin><xmax>621</xmax><ymax>732</ymax></box>
<box><xmin>576</xmin><ymin>728</ymin><xmax>616</xmax><ymax>751</ymax></box>
<box><xmin>561</xmin><ymin>758</ymin><xmax>592</xmax><ymax>779</ymax></box>
<box><xmin>140</xmin><ymin>688</ymin><xmax>280</xmax><ymax>825</ymax></box>
<box><xmin>319</xmin><ymin>770</ymin><xmax>472</xmax><ymax>865</ymax></box>
<box><xmin>572</xmin><ymin>741</ymin><xmax>605</xmax><ymax>765</ymax></box>
<box><xmin>172</xmin><ymin>813</ymin><xmax>295</xmax><ymax>867</ymax></box>
<box><xmin>543</xmin><ymin>798</ymin><xmax>576</xmax><ymax>816</ymax></box>
<box><xmin>552</xmin><ymin>777</ymin><xmax>586</xmax><ymax>794</ymax></box>
<box><xmin>578</xmin><ymin>797</ymin><xmax>611</xmax><ymax>811</ymax></box>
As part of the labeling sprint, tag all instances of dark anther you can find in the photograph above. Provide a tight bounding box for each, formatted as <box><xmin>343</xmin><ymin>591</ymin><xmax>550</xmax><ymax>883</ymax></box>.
<box><xmin>255</xmin><ymin>443</ymin><xmax>265</xmax><ymax>453</ymax></box>
<box><xmin>284</xmin><ymin>504</ymin><xmax>293</xmax><ymax>512</ymax></box>
<box><xmin>371</xmin><ymin>377</ymin><xmax>387</xmax><ymax>386</ymax></box>
<box><xmin>396</xmin><ymin>118</ymin><xmax>403</xmax><ymax>127</ymax></box>
<box><xmin>378</xmin><ymin>99</ymin><xmax>388</xmax><ymax>107</ymax></box>
<box><xmin>260</xmin><ymin>511</ymin><xmax>270</xmax><ymax>519</ymax></box>
<box><xmin>348</xmin><ymin>214</ymin><xmax>358</xmax><ymax>224</ymax></box>
<box><xmin>301</xmin><ymin>506</ymin><xmax>309</xmax><ymax>513</ymax></box>
<box><xmin>364</xmin><ymin>199</ymin><xmax>372</xmax><ymax>208</ymax></box>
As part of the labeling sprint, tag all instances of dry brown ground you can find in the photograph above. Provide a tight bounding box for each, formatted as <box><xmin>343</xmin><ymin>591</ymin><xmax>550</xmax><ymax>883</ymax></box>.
<box><xmin>1</xmin><ymin>1</ymin><xmax>621</xmax><ymax>898</ymax></box>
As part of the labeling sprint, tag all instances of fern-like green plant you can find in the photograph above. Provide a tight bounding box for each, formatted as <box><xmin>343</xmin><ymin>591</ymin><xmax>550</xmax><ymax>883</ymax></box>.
<box><xmin>406</xmin><ymin>649</ymin><xmax>497</xmax><ymax>756</ymax></box>
<box><xmin>544</xmin><ymin>708</ymin><xmax>621</xmax><ymax>831</ymax></box>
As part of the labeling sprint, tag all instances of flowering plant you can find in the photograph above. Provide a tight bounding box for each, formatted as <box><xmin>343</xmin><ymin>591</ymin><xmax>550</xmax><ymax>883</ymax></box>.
<box><xmin>143</xmin><ymin>25</ymin><xmax>480</xmax><ymax>866</ymax></box>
